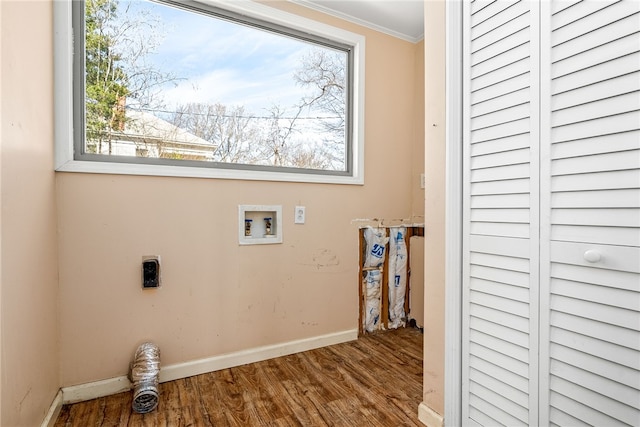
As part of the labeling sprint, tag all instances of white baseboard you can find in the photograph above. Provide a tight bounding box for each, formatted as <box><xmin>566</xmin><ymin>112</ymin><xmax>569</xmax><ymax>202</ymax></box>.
<box><xmin>418</xmin><ymin>402</ymin><xmax>444</xmax><ymax>427</ymax></box>
<box><xmin>62</xmin><ymin>329</ymin><xmax>358</xmax><ymax>404</ymax></box>
<box><xmin>41</xmin><ymin>390</ymin><xmax>63</xmax><ymax>427</ymax></box>
<box><xmin>62</xmin><ymin>375</ymin><xmax>132</xmax><ymax>404</ymax></box>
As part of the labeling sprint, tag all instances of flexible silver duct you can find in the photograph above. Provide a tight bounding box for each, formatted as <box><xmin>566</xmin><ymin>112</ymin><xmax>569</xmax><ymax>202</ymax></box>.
<box><xmin>130</xmin><ymin>342</ymin><xmax>160</xmax><ymax>413</ymax></box>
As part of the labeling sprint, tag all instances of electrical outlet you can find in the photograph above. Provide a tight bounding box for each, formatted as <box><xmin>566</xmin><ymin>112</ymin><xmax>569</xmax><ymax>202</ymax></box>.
<box><xmin>142</xmin><ymin>256</ymin><xmax>161</xmax><ymax>289</ymax></box>
<box><xmin>294</xmin><ymin>206</ymin><xmax>306</xmax><ymax>224</ymax></box>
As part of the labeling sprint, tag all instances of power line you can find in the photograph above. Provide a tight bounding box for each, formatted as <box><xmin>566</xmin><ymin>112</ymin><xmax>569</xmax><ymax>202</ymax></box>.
<box><xmin>130</xmin><ymin>107</ymin><xmax>342</xmax><ymax>121</ymax></box>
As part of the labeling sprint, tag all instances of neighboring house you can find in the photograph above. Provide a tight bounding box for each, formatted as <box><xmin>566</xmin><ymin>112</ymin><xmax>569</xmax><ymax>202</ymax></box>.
<box><xmin>95</xmin><ymin>109</ymin><xmax>216</xmax><ymax>161</ymax></box>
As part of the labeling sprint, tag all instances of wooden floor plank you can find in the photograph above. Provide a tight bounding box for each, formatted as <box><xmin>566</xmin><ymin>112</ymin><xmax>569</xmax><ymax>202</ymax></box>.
<box><xmin>54</xmin><ymin>328</ymin><xmax>423</xmax><ymax>426</ymax></box>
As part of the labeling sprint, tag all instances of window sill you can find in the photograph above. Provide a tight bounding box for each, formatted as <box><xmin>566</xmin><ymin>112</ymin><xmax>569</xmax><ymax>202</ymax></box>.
<box><xmin>55</xmin><ymin>159</ymin><xmax>364</xmax><ymax>185</ymax></box>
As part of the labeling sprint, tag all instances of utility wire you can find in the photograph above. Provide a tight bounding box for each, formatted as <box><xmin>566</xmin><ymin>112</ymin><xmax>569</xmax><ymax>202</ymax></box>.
<box><xmin>130</xmin><ymin>107</ymin><xmax>342</xmax><ymax>121</ymax></box>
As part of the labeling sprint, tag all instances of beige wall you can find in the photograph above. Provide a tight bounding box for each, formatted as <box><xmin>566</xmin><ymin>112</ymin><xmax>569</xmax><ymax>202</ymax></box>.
<box><xmin>423</xmin><ymin>0</ymin><xmax>446</xmax><ymax>418</ymax></box>
<box><xmin>413</xmin><ymin>40</ymin><xmax>426</xmax><ymax>219</ymax></box>
<box><xmin>1</xmin><ymin>1</ymin><xmax>61</xmax><ymax>426</ymax></box>
<box><xmin>57</xmin><ymin>2</ymin><xmax>424</xmax><ymax>387</ymax></box>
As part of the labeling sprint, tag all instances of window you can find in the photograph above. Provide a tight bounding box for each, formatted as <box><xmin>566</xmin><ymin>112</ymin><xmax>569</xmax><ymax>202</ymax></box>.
<box><xmin>55</xmin><ymin>0</ymin><xmax>365</xmax><ymax>184</ymax></box>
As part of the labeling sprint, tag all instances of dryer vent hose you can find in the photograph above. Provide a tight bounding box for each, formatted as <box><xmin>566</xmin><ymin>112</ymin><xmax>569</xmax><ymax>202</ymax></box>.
<box><xmin>130</xmin><ymin>342</ymin><xmax>160</xmax><ymax>414</ymax></box>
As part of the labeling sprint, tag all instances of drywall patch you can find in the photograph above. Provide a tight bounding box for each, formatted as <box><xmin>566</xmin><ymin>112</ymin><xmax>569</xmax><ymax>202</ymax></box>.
<box><xmin>296</xmin><ymin>248</ymin><xmax>341</xmax><ymax>270</ymax></box>
<box><xmin>311</xmin><ymin>248</ymin><xmax>340</xmax><ymax>269</ymax></box>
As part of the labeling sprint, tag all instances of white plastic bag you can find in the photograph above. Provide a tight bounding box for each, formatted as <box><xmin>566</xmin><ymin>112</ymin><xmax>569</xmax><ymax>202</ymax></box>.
<box><xmin>363</xmin><ymin>227</ymin><xmax>388</xmax><ymax>268</ymax></box>
<box><xmin>388</xmin><ymin>226</ymin><xmax>407</xmax><ymax>329</ymax></box>
<box><xmin>364</xmin><ymin>269</ymin><xmax>382</xmax><ymax>332</ymax></box>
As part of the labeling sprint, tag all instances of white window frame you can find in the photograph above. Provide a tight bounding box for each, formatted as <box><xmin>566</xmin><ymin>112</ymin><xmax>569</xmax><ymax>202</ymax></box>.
<box><xmin>54</xmin><ymin>0</ymin><xmax>365</xmax><ymax>185</ymax></box>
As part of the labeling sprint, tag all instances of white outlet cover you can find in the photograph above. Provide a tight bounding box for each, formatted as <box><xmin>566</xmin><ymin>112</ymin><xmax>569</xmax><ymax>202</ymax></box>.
<box><xmin>295</xmin><ymin>206</ymin><xmax>305</xmax><ymax>224</ymax></box>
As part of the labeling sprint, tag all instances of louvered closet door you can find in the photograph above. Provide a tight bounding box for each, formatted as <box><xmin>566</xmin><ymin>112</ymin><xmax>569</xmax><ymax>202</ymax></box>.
<box><xmin>540</xmin><ymin>1</ymin><xmax>640</xmax><ymax>425</ymax></box>
<box><xmin>462</xmin><ymin>1</ymin><xmax>639</xmax><ymax>426</ymax></box>
<box><xmin>462</xmin><ymin>1</ymin><xmax>540</xmax><ymax>426</ymax></box>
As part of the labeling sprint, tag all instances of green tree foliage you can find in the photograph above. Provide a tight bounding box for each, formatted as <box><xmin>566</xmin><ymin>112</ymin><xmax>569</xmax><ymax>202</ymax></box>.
<box><xmin>85</xmin><ymin>0</ymin><xmax>129</xmax><ymax>153</ymax></box>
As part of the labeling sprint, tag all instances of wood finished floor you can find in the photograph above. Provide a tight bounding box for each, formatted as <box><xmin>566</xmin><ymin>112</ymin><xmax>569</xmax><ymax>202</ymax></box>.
<box><xmin>55</xmin><ymin>327</ymin><xmax>423</xmax><ymax>426</ymax></box>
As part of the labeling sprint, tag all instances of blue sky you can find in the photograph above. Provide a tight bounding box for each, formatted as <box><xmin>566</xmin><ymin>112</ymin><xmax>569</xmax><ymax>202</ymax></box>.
<box><xmin>118</xmin><ymin>0</ymin><xmax>318</xmax><ymax>116</ymax></box>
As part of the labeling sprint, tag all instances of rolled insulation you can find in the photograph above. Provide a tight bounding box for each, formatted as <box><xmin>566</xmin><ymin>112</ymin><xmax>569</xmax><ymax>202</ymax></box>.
<box><xmin>130</xmin><ymin>342</ymin><xmax>161</xmax><ymax>414</ymax></box>
<box><xmin>363</xmin><ymin>227</ymin><xmax>388</xmax><ymax>268</ymax></box>
<box><xmin>364</xmin><ymin>269</ymin><xmax>382</xmax><ymax>332</ymax></box>
<box><xmin>388</xmin><ymin>226</ymin><xmax>407</xmax><ymax>329</ymax></box>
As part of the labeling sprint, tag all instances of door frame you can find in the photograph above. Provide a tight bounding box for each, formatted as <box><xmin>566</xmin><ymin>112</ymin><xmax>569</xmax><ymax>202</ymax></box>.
<box><xmin>444</xmin><ymin>1</ymin><xmax>463</xmax><ymax>425</ymax></box>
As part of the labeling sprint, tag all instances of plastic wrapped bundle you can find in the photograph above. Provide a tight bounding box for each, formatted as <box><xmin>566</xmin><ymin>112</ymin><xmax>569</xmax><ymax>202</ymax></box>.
<box><xmin>130</xmin><ymin>342</ymin><xmax>160</xmax><ymax>414</ymax></box>
<box><xmin>364</xmin><ymin>269</ymin><xmax>382</xmax><ymax>332</ymax></box>
<box><xmin>363</xmin><ymin>227</ymin><xmax>388</xmax><ymax>268</ymax></box>
<box><xmin>388</xmin><ymin>226</ymin><xmax>407</xmax><ymax>329</ymax></box>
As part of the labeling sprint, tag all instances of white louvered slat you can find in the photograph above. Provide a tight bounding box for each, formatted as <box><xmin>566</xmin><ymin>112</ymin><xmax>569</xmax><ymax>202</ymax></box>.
<box><xmin>551</xmin><ymin>0</ymin><xmax>618</xmax><ymax>31</ymax></box>
<box><xmin>470</xmin><ymin>251</ymin><xmax>530</xmax><ymax>271</ymax></box>
<box><xmin>469</xmin><ymin>382</ymin><xmax>529</xmax><ymax>425</ymax></box>
<box><xmin>551</xmin><ymin>224</ymin><xmax>639</xmax><ymax>246</ymax></box>
<box><xmin>471</xmin><ymin>304</ymin><xmax>530</xmax><ymax>332</ymax></box>
<box><xmin>552</xmin><ymin>72</ymin><xmax>640</xmax><ymax>111</ymax></box>
<box><xmin>471</xmin><ymin>88</ymin><xmax>529</xmax><ymax>117</ymax></box>
<box><xmin>551</xmin><ymin>0</ymin><xmax>581</xmax><ymax>16</ymax></box>
<box><xmin>472</xmin><ymin>27</ymin><xmax>531</xmax><ymax>66</ymax></box>
<box><xmin>470</xmin><ymin>329</ymin><xmax>530</xmax><ymax>364</ymax></box>
<box><xmin>471</xmin><ymin>208</ymin><xmax>530</xmax><ymax>224</ymax></box>
<box><xmin>551</xmin><ymin>12</ymin><xmax>640</xmax><ymax>62</ymax></box>
<box><xmin>549</xmin><ymin>388</ymin><xmax>630</xmax><ymax>427</ymax></box>
<box><xmin>548</xmin><ymin>406</ymin><xmax>589</xmax><ymax>427</ymax></box>
<box><xmin>551</xmin><ymin>188</ymin><xmax>639</xmax><ymax>208</ymax></box>
<box><xmin>471</xmin><ymin>147</ymin><xmax>530</xmax><ymax>169</ymax></box>
<box><xmin>552</xmin><ymin>111</ymin><xmax>640</xmax><ymax>143</ymax></box>
<box><xmin>469</xmin><ymin>354</ymin><xmax>529</xmax><ymax>393</ymax></box>
<box><xmin>471</xmin><ymin>178</ymin><xmax>530</xmax><ymax>195</ymax></box>
<box><xmin>470</xmin><ymin>341</ymin><xmax>530</xmax><ymax>378</ymax></box>
<box><xmin>552</xmin><ymin>33</ymin><xmax>640</xmax><ymax>78</ymax></box>
<box><xmin>551</xmin><ymin>92</ymin><xmax>640</xmax><ymax>127</ymax></box>
<box><xmin>471</xmin><ymin>316</ymin><xmax>530</xmax><ymax>348</ymax></box>
<box><xmin>471</xmin><ymin>72</ymin><xmax>530</xmax><ymax>105</ymax></box>
<box><xmin>471</xmin><ymin>102</ymin><xmax>530</xmax><ymax>130</ymax></box>
<box><xmin>553</xmin><ymin>52</ymin><xmax>640</xmax><ymax>96</ymax></box>
<box><xmin>551</xmin><ymin>150</ymin><xmax>640</xmax><ymax>175</ymax></box>
<box><xmin>472</xmin><ymin>1</ymin><xmax>527</xmax><ymax>40</ymax></box>
<box><xmin>470</xmin><ymin>133</ymin><xmax>530</xmax><ymax>156</ymax></box>
<box><xmin>550</xmin><ymin>376</ymin><xmax>639</xmax><ymax>426</ymax></box>
<box><xmin>469</xmin><ymin>234</ymin><xmax>530</xmax><ymax>257</ymax></box>
<box><xmin>551</xmin><ymin>130</ymin><xmax>640</xmax><ymax>158</ymax></box>
<box><xmin>551</xmin><ymin>170</ymin><xmax>640</xmax><ymax>192</ymax></box>
<box><xmin>469</xmin><ymin>292</ymin><xmax>530</xmax><ymax>318</ymax></box>
<box><xmin>470</xmin><ymin>277</ymin><xmax>530</xmax><ymax>302</ymax></box>
<box><xmin>472</xmin><ymin>117</ymin><xmax>531</xmax><ymax>143</ymax></box>
<box><xmin>470</xmin><ymin>367</ymin><xmax>529</xmax><ymax>407</ymax></box>
<box><xmin>471</xmin><ymin>42</ymin><xmax>531</xmax><ymax>80</ymax></box>
<box><xmin>552</xmin><ymin>278</ymin><xmax>640</xmax><ymax>311</ymax></box>
<box><xmin>550</xmin><ymin>297</ymin><xmax>640</xmax><ymax>335</ymax></box>
<box><xmin>471</xmin><ymin>194</ymin><xmax>530</xmax><ymax>210</ymax></box>
<box><xmin>471</xmin><ymin>0</ymin><xmax>498</xmax><ymax>17</ymax></box>
<box><xmin>550</xmin><ymin>343</ymin><xmax>640</xmax><ymax>390</ymax></box>
<box><xmin>552</xmin><ymin>208</ymin><xmax>640</xmax><ymax>227</ymax></box>
<box><xmin>471</xmin><ymin>165</ymin><xmax>530</xmax><ymax>184</ymax></box>
<box><xmin>552</xmin><ymin>0</ymin><xmax>640</xmax><ymax>45</ymax></box>
<box><xmin>472</xmin><ymin>10</ymin><xmax>530</xmax><ymax>53</ymax></box>
<box><xmin>550</xmin><ymin>359</ymin><xmax>640</xmax><ymax>409</ymax></box>
<box><xmin>551</xmin><ymin>327</ymin><xmax>640</xmax><ymax>370</ymax></box>
<box><xmin>471</xmin><ymin>222</ymin><xmax>530</xmax><ymax>238</ymax></box>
